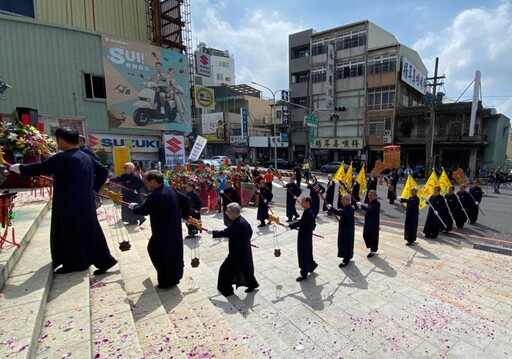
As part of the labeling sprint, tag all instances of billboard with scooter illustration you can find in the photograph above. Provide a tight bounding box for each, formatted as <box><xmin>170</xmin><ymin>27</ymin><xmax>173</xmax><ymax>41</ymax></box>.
<box><xmin>102</xmin><ymin>35</ymin><xmax>191</xmax><ymax>132</ymax></box>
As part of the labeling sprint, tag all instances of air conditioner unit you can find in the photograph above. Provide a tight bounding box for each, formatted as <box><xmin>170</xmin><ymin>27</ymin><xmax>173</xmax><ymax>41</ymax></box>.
<box><xmin>383</xmin><ymin>135</ymin><xmax>392</xmax><ymax>144</ymax></box>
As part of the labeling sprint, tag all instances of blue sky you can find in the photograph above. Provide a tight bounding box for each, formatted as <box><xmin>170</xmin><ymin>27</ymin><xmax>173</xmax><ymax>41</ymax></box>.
<box><xmin>191</xmin><ymin>0</ymin><xmax>512</xmax><ymax>118</ymax></box>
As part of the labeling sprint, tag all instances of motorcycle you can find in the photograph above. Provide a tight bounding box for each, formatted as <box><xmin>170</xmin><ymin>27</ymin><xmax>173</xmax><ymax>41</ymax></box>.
<box><xmin>133</xmin><ymin>81</ymin><xmax>178</xmax><ymax>126</ymax></box>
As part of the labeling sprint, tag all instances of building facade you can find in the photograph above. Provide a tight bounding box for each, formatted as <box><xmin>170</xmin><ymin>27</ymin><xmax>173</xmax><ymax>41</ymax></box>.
<box><xmin>194</xmin><ymin>43</ymin><xmax>235</xmax><ymax>87</ymax></box>
<box><xmin>288</xmin><ymin>21</ymin><xmax>427</xmax><ymax>169</ymax></box>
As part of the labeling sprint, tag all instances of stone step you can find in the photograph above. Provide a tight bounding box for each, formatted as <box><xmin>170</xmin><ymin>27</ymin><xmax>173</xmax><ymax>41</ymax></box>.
<box><xmin>125</xmin><ymin>213</ymin><xmax>255</xmax><ymax>357</ymax></box>
<box><xmin>0</xmin><ymin>191</ymin><xmax>51</xmax><ymax>290</ymax></box>
<box><xmin>0</xmin><ymin>209</ymin><xmax>53</xmax><ymax>359</ymax></box>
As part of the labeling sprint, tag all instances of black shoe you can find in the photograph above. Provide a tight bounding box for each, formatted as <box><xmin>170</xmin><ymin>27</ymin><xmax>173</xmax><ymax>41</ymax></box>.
<box><xmin>220</xmin><ymin>290</ymin><xmax>234</xmax><ymax>297</ymax></box>
<box><xmin>157</xmin><ymin>281</ymin><xmax>179</xmax><ymax>289</ymax></box>
<box><xmin>126</xmin><ymin>221</ymin><xmax>138</xmax><ymax>225</ymax></box>
<box><xmin>338</xmin><ymin>261</ymin><xmax>349</xmax><ymax>268</ymax></box>
<box><xmin>405</xmin><ymin>242</ymin><xmax>413</xmax><ymax>246</ymax></box>
<box><xmin>286</xmin><ymin>219</ymin><xmax>293</xmax><ymax>222</ymax></box>
<box><xmin>296</xmin><ymin>276</ymin><xmax>307</xmax><ymax>282</ymax></box>
<box><xmin>245</xmin><ymin>284</ymin><xmax>259</xmax><ymax>293</ymax></box>
<box><xmin>311</xmin><ymin>263</ymin><xmax>318</xmax><ymax>273</ymax></box>
<box><xmin>138</xmin><ymin>217</ymin><xmax>146</xmax><ymax>226</ymax></box>
<box><xmin>257</xmin><ymin>223</ymin><xmax>266</xmax><ymax>227</ymax></box>
<box><xmin>293</xmin><ymin>215</ymin><xmax>300</xmax><ymax>220</ymax></box>
<box><xmin>93</xmin><ymin>259</ymin><xmax>118</xmax><ymax>275</ymax></box>
<box><xmin>367</xmin><ymin>252</ymin><xmax>375</xmax><ymax>258</ymax></box>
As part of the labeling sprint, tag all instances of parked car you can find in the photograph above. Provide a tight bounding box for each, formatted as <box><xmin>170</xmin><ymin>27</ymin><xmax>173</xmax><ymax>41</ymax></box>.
<box><xmin>262</xmin><ymin>158</ymin><xmax>294</xmax><ymax>169</ymax></box>
<box><xmin>189</xmin><ymin>159</ymin><xmax>222</xmax><ymax>170</ymax></box>
<box><xmin>320</xmin><ymin>161</ymin><xmax>343</xmax><ymax>173</ymax></box>
<box><xmin>210</xmin><ymin>155</ymin><xmax>231</xmax><ymax>165</ymax></box>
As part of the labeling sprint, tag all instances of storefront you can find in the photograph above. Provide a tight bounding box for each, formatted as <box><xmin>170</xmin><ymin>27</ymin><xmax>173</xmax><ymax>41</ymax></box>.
<box><xmin>311</xmin><ymin>137</ymin><xmax>364</xmax><ymax>169</ymax></box>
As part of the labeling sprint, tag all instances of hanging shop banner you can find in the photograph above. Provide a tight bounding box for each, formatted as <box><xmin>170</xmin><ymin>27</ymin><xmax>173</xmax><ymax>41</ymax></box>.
<box><xmin>325</xmin><ymin>43</ymin><xmax>335</xmax><ymax>109</ymax></box>
<box><xmin>102</xmin><ymin>35</ymin><xmax>191</xmax><ymax>132</ymax></box>
<box><xmin>194</xmin><ymin>85</ymin><xmax>215</xmax><ymax>110</ymax></box>
<box><xmin>188</xmin><ymin>136</ymin><xmax>208</xmax><ymax>162</ymax></box>
<box><xmin>401</xmin><ymin>56</ymin><xmax>428</xmax><ymax>94</ymax></box>
<box><xmin>163</xmin><ymin>134</ymin><xmax>185</xmax><ymax>166</ymax></box>
<box><xmin>240</xmin><ymin>107</ymin><xmax>248</xmax><ymax>138</ymax></box>
<box><xmin>311</xmin><ymin>137</ymin><xmax>364</xmax><ymax>150</ymax></box>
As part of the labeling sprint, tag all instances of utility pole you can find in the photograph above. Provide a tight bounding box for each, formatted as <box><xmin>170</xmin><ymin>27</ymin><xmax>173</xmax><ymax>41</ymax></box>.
<box><xmin>425</xmin><ymin>57</ymin><xmax>445</xmax><ymax>178</ymax></box>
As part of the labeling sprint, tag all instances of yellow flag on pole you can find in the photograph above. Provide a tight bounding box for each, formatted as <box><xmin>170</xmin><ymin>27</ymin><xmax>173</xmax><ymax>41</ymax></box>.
<box><xmin>421</xmin><ymin>171</ymin><xmax>439</xmax><ymax>199</ymax></box>
<box><xmin>400</xmin><ymin>175</ymin><xmax>427</xmax><ymax>209</ymax></box>
<box><xmin>344</xmin><ymin>161</ymin><xmax>353</xmax><ymax>189</ymax></box>
<box><xmin>439</xmin><ymin>168</ymin><xmax>451</xmax><ymax>195</ymax></box>
<box><xmin>333</xmin><ymin>161</ymin><xmax>345</xmax><ymax>182</ymax></box>
<box><xmin>356</xmin><ymin>165</ymin><xmax>367</xmax><ymax>197</ymax></box>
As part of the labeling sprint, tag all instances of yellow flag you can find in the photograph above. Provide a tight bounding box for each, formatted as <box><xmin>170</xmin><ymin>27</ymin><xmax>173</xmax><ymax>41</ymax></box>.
<box><xmin>333</xmin><ymin>161</ymin><xmax>345</xmax><ymax>182</ymax></box>
<box><xmin>421</xmin><ymin>171</ymin><xmax>439</xmax><ymax>199</ymax></box>
<box><xmin>356</xmin><ymin>165</ymin><xmax>367</xmax><ymax>197</ymax></box>
<box><xmin>344</xmin><ymin>161</ymin><xmax>353</xmax><ymax>189</ymax></box>
<box><xmin>439</xmin><ymin>168</ymin><xmax>451</xmax><ymax>195</ymax></box>
<box><xmin>400</xmin><ymin>175</ymin><xmax>427</xmax><ymax>209</ymax></box>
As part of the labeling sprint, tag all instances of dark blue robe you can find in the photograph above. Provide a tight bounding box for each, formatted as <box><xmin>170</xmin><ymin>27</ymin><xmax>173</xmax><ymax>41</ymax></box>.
<box><xmin>133</xmin><ymin>185</ymin><xmax>189</xmax><ymax>287</ymax></box>
<box><xmin>323</xmin><ymin>180</ymin><xmax>335</xmax><ymax>211</ymax></box>
<box><xmin>289</xmin><ymin>207</ymin><xmax>317</xmax><ymax>276</ymax></box>
<box><xmin>110</xmin><ymin>173</ymin><xmax>146</xmax><ymax>223</ymax></box>
<box><xmin>307</xmin><ymin>183</ymin><xmax>325</xmax><ymax>217</ymax></box>
<box><xmin>423</xmin><ymin>194</ymin><xmax>447</xmax><ymax>238</ymax></box>
<box><xmin>285</xmin><ymin>182</ymin><xmax>301</xmax><ymax>220</ymax></box>
<box><xmin>400</xmin><ymin>196</ymin><xmax>419</xmax><ymax>243</ymax></box>
<box><xmin>212</xmin><ymin>216</ymin><xmax>258</xmax><ymax>296</ymax></box>
<box><xmin>293</xmin><ymin>167</ymin><xmax>302</xmax><ymax>187</ymax></box>
<box><xmin>186</xmin><ymin>190</ymin><xmax>202</xmax><ymax>235</ymax></box>
<box><xmin>455</xmin><ymin>191</ymin><xmax>470</xmax><ymax>228</ymax></box>
<box><xmin>256</xmin><ymin>187</ymin><xmax>273</xmax><ymax>221</ymax></box>
<box><xmin>222</xmin><ymin>187</ymin><xmax>241</xmax><ymax>226</ymax></box>
<box><xmin>19</xmin><ymin>148</ymin><xmax>115</xmax><ymax>272</ymax></box>
<box><xmin>387</xmin><ymin>174</ymin><xmax>399</xmax><ymax>203</ymax></box>
<box><xmin>442</xmin><ymin>194</ymin><xmax>456</xmax><ymax>232</ymax></box>
<box><xmin>467</xmin><ymin>187</ymin><xmax>483</xmax><ymax>223</ymax></box>
<box><xmin>329</xmin><ymin>205</ymin><xmax>355</xmax><ymax>262</ymax></box>
<box><xmin>361</xmin><ymin>199</ymin><xmax>380</xmax><ymax>252</ymax></box>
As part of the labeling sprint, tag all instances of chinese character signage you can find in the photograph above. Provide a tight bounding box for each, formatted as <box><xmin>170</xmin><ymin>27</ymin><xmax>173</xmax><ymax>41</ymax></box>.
<box><xmin>401</xmin><ymin>56</ymin><xmax>428</xmax><ymax>94</ymax></box>
<box><xmin>281</xmin><ymin>105</ymin><xmax>289</xmax><ymax>125</ymax></box>
<box><xmin>102</xmin><ymin>35</ymin><xmax>191</xmax><ymax>132</ymax></box>
<box><xmin>188</xmin><ymin>136</ymin><xmax>208</xmax><ymax>162</ymax></box>
<box><xmin>311</xmin><ymin>137</ymin><xmax>363</xmax><ymax>149</ymax></box>
<box><xmin>163</xmin><ymin>134</ymin><xmax>185</xmax><ymax>166</ymax></box>
<box><xmin>326</xmin><ymin>43</ymin><xmax>335</xmax><ymax>109</ymax></box>
<box><xmin>201</xmin><ymin>112</ymin><xmax>225</xmax><ymax>142</ymax></box>
<box><xmin>195</xmin><ymin>51</ymin><xmax>211</xmax><ymax>77</ymax></box>
<box><xmin>240</xmin><ymin>107</ymin><xmax>248</xmax><ymax>138</ymax></box>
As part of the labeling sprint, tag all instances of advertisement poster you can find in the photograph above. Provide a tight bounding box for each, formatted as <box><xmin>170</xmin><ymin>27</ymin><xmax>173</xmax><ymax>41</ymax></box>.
<box><xmin>102</xmin><ymin>35</ymin><xmax>191</xmax><ymax>132</ymax></box>
<box><xmin>188</xmin><ymin>136</ymin><xmax>208</xmax><ymax>162</ymax></box>
<box><xmin>201</xmin><ymin>112</ymin><xmax>225</xmax><ymax>142</ymax></box>
<box><xmin>163</xmin><ymin>134</ymin><xmax>185</xmax><ymax>166</ymax></box>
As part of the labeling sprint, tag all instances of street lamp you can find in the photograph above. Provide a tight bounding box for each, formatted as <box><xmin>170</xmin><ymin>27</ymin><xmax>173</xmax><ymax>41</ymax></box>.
<box><xmin>251</xmin><ymin>81</ymin><xmax>279</xmax><ymax>170</ymax></box>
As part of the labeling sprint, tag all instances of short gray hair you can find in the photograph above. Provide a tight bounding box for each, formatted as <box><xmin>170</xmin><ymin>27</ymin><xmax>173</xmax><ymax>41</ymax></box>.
<box><xmin>226</xmin><ymin>202</ymin><xmax>241</xmax><ymax>214</ymax></box>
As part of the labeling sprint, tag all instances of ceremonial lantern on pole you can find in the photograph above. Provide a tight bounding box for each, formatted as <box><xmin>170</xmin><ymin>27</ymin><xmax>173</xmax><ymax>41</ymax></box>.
<box><xmin>103</xmin><ymin>189</ymin><xmax>131</xmax><ymax>251</ymax></box>
<box><xmin>0</xmin><ymin>191</ymin><xmax>19</xmax><ymax>250</ymax></box>
<box><xmin>187</xmin><ymin>217</ymin><xmax>202</xmax><ymax>267</ymax></box>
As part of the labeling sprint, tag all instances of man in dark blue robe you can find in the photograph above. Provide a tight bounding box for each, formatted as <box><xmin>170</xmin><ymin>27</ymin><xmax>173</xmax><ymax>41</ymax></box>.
<box><xmin>130</xmin><ymin>170</ymin><xmax>189</xmax><ymax>288</ymax></box>
<box><xmin>289</xmin><ymin>196</ymin><xmax>318</xmax><ymax>281</ymax></box>
<box><xmin>14</xmin><ymin>128</ymin><xmax>117</xmax><ymax>275</ymax></box>
<box><xmin>323</xmin><ymin>174</ymin><xmax>335</xmax><ymax>213</ymax></box>
<box><xmin>293</xmin><ymin>165</ymin><xmax>302</xmax><ymax>188</ymax></box>
<box><xmin>423</xmin><ymin>186</ymin><xmax>448</xmax><ymax>239</ymax></box>
<box><xmin>327</xmin><ymin>194</ymin><xmax>355</xmax><ymax>267</ymax></box>
<box><xmin>185</xmin><ymin>182</ymin><xmax>202</xmax><ymax>237</ymax></box>
<box><xmin>221</xmin><ymin>180</ymin><xmax>241</xmax><ymax>227</ymax></box>
<box><xmin>109</xmin><ymin>162</ymin><xmax>146</xmax><ymax>225</ymax></box>
<box><xmin>307</xmin><ymin>182</ymin><xmax>325</xmax><ymax>218</ymax></box>
<box><xmin>358</xmin><ymin>190</ymin><xmax>380</xmax><ymax>257</ymax></box>
<box><xmin>285</xmin><ymin>176</ymin><xmax>301</xmax><ymax>221</ymax></box>
<box><xmin>467</xmin><ymin>180</ymin><xmax>483</xmax><ymax>224</ymax></box>
<box><xmin>79</xmin><ymin>135</ymin><xmax>101</xmax><ymax>162</ymax></box>
<box><xmin>210</xmin><ymin>203</ymin><xmax>259</xmax><ymax>296</ymax></box>
<box><xmin>400</xmin><ymin>188</ymin><xmax>420</xmax><ymax>245</ymax></box>
<box><xmin>455</xmin><ymin>184</ymin><xmax>470</xmax><ymax>228</ymax></box>
<box><xmin>442</xmin><ymin>187</ymin><xmax>458</xmax><ymax>232</ymax></box>
<box><xmin>256</xmin><ymin>179</ymin><xmax>273</xmax><ymax>227</ymax></box>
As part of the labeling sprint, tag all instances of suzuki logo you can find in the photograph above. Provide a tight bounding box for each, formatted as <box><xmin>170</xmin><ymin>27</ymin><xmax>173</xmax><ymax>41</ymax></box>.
<box><xmin>88</xmin><ymin>134</ymin><xmax>98</xmax><ymax>147</ymax></box>
<box><xmin>200</xmin><ymin>55</ymin><xmax>209</xmax><ymax>65</ymax></box>
<box><xmin>166</xmin><ymin>137</ymin><xmax>182</xmax><ymax>153</ymax></box>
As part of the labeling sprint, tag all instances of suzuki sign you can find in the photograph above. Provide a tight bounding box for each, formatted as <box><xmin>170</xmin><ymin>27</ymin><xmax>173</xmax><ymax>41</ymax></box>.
<box><xmin>89</xmin><ymin>134</ymin><xmax>160</xmax><ymax>153</ymax></box>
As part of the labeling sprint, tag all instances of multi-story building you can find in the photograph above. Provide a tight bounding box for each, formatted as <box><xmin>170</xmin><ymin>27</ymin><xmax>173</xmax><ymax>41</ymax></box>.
<box><xmin>194</xmin><ymin>43</ymin><xmax>235</xmax><ymax>87</ymax></box>
<box><xmin>288</xmin><ymin>21</ymin><xmax>427</xmax><ymax>169</ymax></box>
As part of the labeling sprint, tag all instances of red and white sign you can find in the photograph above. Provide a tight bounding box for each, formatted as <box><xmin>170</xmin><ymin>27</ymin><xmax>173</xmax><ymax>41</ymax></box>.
<box><xmin>163</xmin><ymin>134</ymin><xmax>185</xmax><ymax>166</ymax></box>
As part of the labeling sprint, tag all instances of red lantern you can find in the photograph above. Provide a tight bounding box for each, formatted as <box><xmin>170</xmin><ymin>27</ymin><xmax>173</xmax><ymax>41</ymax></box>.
<box><xmin>36</xmin><ymin>123</ymin><xmax>45</xmax><ymax>132</ymax></box>
<box><xmin>198</xmin><ymin>163</ymin><xmax>204</xmax><ymax>171</ymax></box>
<box><xmin>175</xmin><ymin>163</ymin><xmax>181</xmax><ymax>171</ymax></box>
<box><xmin>21</xmin><ymin>114</ymin><xmax>29</xmax><ymax>126</ymax></box>
<box><xmin>224</xmin><ymin>158</ymin><xmax>229</xmax><ymax>166</ymax></box>
<box><xmin>185</xmin><ymin>164</ymin><xmax>191</xmax><ymax>172</ymax></box>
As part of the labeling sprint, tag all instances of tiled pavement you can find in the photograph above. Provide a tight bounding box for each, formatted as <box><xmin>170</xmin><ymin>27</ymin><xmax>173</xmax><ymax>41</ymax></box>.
<box><xmin>1</xmin><ymin>194</ymin><xmax>511</xmax><ymax>358</ymax></box>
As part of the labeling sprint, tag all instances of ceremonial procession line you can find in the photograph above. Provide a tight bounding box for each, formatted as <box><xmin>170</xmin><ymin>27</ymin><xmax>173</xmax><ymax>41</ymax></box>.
<box><xmin>1</xmin><ymin>187</ymin><xmax>511</xmax><ymax>358</ymax></box>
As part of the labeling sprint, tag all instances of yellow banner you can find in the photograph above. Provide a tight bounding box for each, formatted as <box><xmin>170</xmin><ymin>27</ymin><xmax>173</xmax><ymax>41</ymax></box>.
<box><xmin>439</xmin><ymin>168</ymin><xmax>451</xmax><ymax>195</ymax></box>
<box><xmin>400</xmin><ymin>175</ymin><xmax>427</xmax><ymax>209</ymax></box>
<box><xmin>421</xmin><ymin>171</ymin><xmax>439</xmax><ymax>199</ymax></box>
<box><xmin>356</xmin><ymin>165</ymin><xmax>367</xmax><ymax>197</ymax></box>
<box><xmin>113</xmin><ymin>147</ymin><xmax>131</xmax><ymax>176</ymax></box>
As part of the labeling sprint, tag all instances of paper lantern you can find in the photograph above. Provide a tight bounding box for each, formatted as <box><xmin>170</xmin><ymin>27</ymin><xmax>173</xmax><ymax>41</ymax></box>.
<box><xmin>21</xmin><ymin>114</ymin><xmax>29</xmax><ymax>126</ymax></box>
